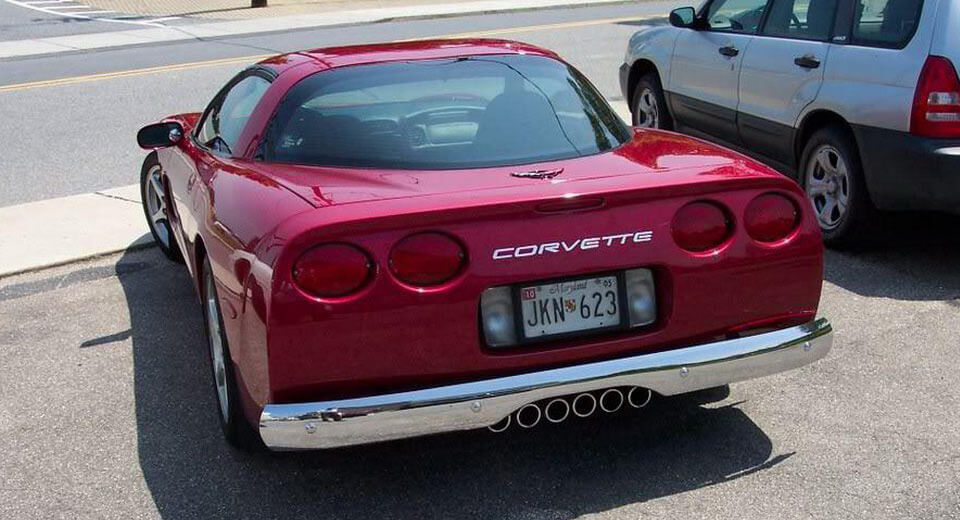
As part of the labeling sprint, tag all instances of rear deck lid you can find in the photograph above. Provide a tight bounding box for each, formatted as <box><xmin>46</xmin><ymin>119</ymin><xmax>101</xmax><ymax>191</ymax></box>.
<box><xmin>250</xmin><ymin>130</ymin><xmax>784</xmax><ymax>208</ymax></box>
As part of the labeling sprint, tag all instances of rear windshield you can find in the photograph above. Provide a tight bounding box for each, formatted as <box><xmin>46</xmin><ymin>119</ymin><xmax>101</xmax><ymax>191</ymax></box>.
<box><xmin>263</xmin><ymin>54</ymin><xmax>632</xmax><ymax>170</ymax></box>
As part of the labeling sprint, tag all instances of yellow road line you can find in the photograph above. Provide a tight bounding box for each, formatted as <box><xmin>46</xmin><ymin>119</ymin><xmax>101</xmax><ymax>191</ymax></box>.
<box><xmin>0</xmin><ymin>14</ymin><xmax>657</xmax><ymax>94</ymax></box>
<box><xmin>0</xmin><ymin>53</ymin><xmax>274</xmax><ymax>93</ymax></box>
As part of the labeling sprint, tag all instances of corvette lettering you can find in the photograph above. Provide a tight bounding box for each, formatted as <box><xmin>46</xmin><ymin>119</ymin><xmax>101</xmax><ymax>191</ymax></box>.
<box><xmin>492</xmin><ymin>231</ymin><xmax>653</xmax><ymax>260</ymax></box>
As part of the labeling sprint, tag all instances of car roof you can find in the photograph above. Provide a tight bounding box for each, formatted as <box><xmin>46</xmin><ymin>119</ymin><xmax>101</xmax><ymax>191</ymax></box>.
<box><xmin>257</xmin><ymin>39</ymin><xmax>561</xmax><ymax>73</ymax></box>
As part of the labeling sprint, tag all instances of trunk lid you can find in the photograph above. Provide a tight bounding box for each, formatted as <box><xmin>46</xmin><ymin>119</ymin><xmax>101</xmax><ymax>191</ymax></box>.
<box><xmin>248</xmin><ymin>130</ymin><xmax>785</xmax><ymax>208</ymax></box>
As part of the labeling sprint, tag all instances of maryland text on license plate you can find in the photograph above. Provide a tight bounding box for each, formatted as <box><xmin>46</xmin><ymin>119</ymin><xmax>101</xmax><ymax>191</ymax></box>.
<box><xmin>520</xmin><ymin>275</ymin><xmax>621</xmax><ymax>339</ymax></box>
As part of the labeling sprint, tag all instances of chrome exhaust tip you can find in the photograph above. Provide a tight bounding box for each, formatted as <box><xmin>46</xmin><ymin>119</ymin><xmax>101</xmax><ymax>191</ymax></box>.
<box><xmin>599</xmin><ymin>388</ymin><xmax>624</xmax><ymax>413</ymax></box>
<box><xmin>488</xmin><ymin>415</ymin><xmax>511</xmax><ymax>433</ymax></box>
<box><xmin>627</xmin><ymin>387</ymin><xmax>653</xmax><ymax>409</ymax></box>
<box><xmin>571</xmin><ymin>393</ymin><xmax>597</xmax><ymax>418</ymax></box>
<box><xmin>515</xmin><ymin>403</ymin><xmax>542</xmax><ymax>428</ymax></box>
<box><xmin>544</xmin><ymin>398</ymin><xmax>570</xmax><ymax>423</ymax></box>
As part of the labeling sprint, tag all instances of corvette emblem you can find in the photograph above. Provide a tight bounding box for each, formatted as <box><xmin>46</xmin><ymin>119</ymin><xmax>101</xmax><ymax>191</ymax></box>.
<box><xmin>511</xmin><ymin>168</ymin><xmax>563</xmax><ymax>179</ymax></box>
<box><xmin>492</xmin><ymin>230</ymin><xmax>654</xmax><ymax>260</ymax></box>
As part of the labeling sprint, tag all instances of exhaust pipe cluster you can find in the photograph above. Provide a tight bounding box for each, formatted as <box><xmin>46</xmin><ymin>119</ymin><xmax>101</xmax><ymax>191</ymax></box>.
<box><xmin>488</xmin><ymin>387</ymin><xmax>652</xmax><ymax>432</ymax></box>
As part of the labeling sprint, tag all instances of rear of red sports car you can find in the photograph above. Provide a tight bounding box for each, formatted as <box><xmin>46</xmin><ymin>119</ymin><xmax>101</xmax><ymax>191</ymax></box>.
<box><xmin>141</xmin><ymin>40</ymin><xmax>831</xmax><ymax>450</ymax></box>
<box><xmin>238</xmin><ymin>43</ymin><xmax>832</xmax><ymax>449</ymax></box>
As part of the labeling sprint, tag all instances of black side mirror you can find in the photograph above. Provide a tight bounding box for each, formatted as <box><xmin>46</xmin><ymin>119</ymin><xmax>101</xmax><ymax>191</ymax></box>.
<box><xmin>137</xmin><ymin>121</ymin><xmax>184</xmax><ymax>149</ymax></box>
<box><xmin>669</xmin><ymin>7</ymin><xmax>697</xmax><ymax>28</ymax></box>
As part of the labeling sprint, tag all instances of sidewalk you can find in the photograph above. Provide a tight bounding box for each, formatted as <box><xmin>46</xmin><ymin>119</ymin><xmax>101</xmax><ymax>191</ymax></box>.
<box><xmin>0</xmin><ymin>0</ymin><xmax>634</xmax><ymax>59</ymax></box>
<box><xmin>0</xmin><ymin>185</ymin><xmax>152</xmax><ymax>277</ymax></box>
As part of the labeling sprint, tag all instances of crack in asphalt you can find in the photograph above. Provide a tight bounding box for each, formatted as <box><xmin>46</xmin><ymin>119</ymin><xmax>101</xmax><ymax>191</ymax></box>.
<box><xmin>0</xmin><ymin>261</ymin><xmax>154</xmax><ymax>302</ymax></box>
<box><xmin>93</xmin><ymin>191</ymin><xmax>139</xmax><ymax>204</ymax></box>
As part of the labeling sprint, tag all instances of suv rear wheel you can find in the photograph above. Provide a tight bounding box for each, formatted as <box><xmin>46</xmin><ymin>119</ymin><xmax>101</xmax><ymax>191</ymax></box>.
<box><xmin>632</xmin><ymin>73</ymin><xmax>672</xmax><ymax>130</ymax></box>
<box><xmin>800</xmin><ymin>126</ymin><xmax>871</xmax><ymax>245</ymax></box>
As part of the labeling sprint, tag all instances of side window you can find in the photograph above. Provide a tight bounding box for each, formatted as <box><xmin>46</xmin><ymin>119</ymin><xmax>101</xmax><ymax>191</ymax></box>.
<box><xmin>197</xmin><ymin>75</ymin><xmax>271</xmax><ymax>154</ymax></box>
<box><xmin>852</xmin><ymin>0</ymin><xmax>923</xmax><ymax>47</ymax></box>
<box><xmin>762</xmin><ymin>0</ymin><xmax>839</xmax><ymax>40</ymax></box>
<box><xmin>705</xmin><ymin>0</ymin><xmax>770</xmax><ymax>33</ymax></box>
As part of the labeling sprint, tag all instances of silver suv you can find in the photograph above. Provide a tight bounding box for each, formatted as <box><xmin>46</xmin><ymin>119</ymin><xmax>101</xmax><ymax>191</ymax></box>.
<box><xmin>620</xmin><ymin>0</ymin><xmax>959</xmax><ymax>243</ymax></box>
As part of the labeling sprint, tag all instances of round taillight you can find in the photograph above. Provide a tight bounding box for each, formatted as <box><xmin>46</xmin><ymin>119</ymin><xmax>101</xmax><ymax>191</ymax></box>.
<box><xmin>671</xmin><ymin>201</ymin><xmax>732</xmax><ymax>252</ymax></box>
<box><xmin>292</xmin><ymin>243</ymin><xmax>372</xmax><ymax>298</ymax></box>
<box><xmin>744</xmin><ymin>193</ymin><xmax>800</xmax><ymax>243</ymax></box>
<box><xmin>390</xmin><ymin>232</ymin><xmax>466</xmax><ymax>286</ymax></box>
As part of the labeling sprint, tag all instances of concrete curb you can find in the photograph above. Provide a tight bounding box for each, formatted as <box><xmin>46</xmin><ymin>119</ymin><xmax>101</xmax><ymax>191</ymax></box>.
<box><xmin>0</xmin><ymin>0</ymin><xmax>635</xmax><ymax>59</ymax></box>
<box><xmin>0</xmin><ymin>184</ymin><xmax>154</xmax><ymax>278</ymax></box>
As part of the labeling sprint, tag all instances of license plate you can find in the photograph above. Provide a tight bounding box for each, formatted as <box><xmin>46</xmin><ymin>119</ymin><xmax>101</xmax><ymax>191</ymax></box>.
<box><xmin>518</xmin><ymin>275</ymin><xmax>623</xmax><ymax>340</ymax></box>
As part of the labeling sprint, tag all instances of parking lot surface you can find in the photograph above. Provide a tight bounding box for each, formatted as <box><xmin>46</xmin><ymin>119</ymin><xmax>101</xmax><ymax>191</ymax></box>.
<box><xmin>2</xmin><ymin>3</ymin><xmax>959</xmax><ymax>518</ymax></box>
<box><xmin>2</xmin><ymin>215</ymin><xmax>959</xmax><ymax>519</ymax></box>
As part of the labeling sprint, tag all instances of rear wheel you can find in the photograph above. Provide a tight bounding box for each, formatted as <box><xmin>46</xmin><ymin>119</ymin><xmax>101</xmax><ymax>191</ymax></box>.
<box><xmin>201</xmin><ymin>257</ymin><xmax>263</xmax><ymax>452</ymax></box>
<box><xmin>140</xmin><ymin>154</ymin><xmax>183</xmax><ymax>263</ymax></box>
<box><xmin>632</xmin><ymin>73</ymin><xmax>673</xmax><ymax>130</ymax></box>
<box><xmin>799</xmin><ymin>126</ymin><xmax>871</xmax><ymax>245</ymax></box>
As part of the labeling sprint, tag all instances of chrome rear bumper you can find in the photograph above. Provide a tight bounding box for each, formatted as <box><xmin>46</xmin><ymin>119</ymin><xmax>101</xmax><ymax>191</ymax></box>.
<box><xmin>259</xmin><ymin>318</ymin><xmax>832</xmax><ymax>450</ymax></box>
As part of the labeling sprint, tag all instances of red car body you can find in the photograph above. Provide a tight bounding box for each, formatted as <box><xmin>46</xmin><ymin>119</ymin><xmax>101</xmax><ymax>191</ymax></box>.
<box><xmin>140</xmin><ymin>39</ymin><xmax>831</xmax><ymax>450</ymax></box>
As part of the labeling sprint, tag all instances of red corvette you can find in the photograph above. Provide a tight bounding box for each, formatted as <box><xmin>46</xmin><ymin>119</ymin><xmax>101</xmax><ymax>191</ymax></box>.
<box><xmin>136</xmin><ymin>39</ymin><xmax>833</xmax><ymax>451</ymax></box>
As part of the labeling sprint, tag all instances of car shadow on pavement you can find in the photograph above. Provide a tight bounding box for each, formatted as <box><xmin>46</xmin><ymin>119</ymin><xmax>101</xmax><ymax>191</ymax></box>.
<box><xmin>824</xmin><ymin>212</ymin><xmax>960</xmax><ymax>301</ymax></box>
<box><xmin>117</xmin><ymin>248</ymin><xmax>789</xmax><ymax>520</ymax></box>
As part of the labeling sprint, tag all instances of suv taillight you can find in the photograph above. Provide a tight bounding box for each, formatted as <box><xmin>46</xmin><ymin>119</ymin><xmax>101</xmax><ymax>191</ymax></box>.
<box><xmin>911</xmin><ymin>56</ymin><xmax>960</xmax><ymax>138</ymax></box>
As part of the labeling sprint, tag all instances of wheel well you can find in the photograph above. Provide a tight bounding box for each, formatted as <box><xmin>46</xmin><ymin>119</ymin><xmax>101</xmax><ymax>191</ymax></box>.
<box><xmin>627</xmin><ymin>59</ymin><xmax>659</xmax><ymax>108</ymax></box>
<box><xmin>794</xmin><ymin>110</ymin><xmax>856</xmax><ymax>166</ymax></box>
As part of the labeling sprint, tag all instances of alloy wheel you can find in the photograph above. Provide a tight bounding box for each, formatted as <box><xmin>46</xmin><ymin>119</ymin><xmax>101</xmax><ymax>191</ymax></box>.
<box><xmin>634</xmin><ymin>88</ymin><xmax>660</xmax><ymax>128</ymax></box>
<box><xmin>805</xmin><ymin>145</ymin><xmax>850</xmax><ymax>230</ymax></box>
<box><xmin>205</xmin><ymin>270</ymin><xmax>230</xmax><ymax>422</ymax></box>
<box><xmin>144</xmin><ymin>165</ymin><xmax>171</xmax><ymax>248</ymax></box>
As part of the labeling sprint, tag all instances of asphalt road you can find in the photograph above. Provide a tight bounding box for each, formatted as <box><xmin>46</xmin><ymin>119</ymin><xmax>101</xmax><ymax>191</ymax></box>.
<box><xmin>2</xmin><ymin>3</ymin><xmax>960</xmax><ymax>519</ymax></box>
<box><xmin>0</xmin><ymin>1</ymin><xmax>680</xmax><ymax>207</ymax></box>
<box><xmin>0</xmin><ymin>0</ymin><xmax>202</xmax><ymax>41</ymax></box>
<box><xmin>0</xmin><ymin>1</ymin><xmax>137</xmax><ymax>41</ymax></box>
<box><xmin>2</xmin><ymin>218</ymin><xmax>959</xmax><ymax>519</ymax></box>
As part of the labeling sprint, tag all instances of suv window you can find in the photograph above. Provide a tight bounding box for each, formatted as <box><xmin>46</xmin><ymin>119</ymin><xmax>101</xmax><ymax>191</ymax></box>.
<box><xmin>762</xmin><ymin>0</ymin><xmax>838</xmax><ymax>40</ymax></box>
<box><xmin>705</xmin><ymin>0</ymin><xmax>769</xmax><ymax>33</ymax></box>
<box><xmin>852</xmin><ymin>0</ymin><xmax>924</xmax><ymax>47</ymax></box>
<box><xmin>197</xmin><ymin>74</ymin><xmax>271</xmax><ymax>154</ymax></box>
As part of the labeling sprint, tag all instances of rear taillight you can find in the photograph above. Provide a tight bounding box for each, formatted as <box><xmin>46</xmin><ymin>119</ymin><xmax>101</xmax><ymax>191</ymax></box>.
<box><xmin>744</xmin><ymin>193</ymin><xmax>800</xmax><ymax>243</ymax></box>
<box><xmin>911</xmin><ymin>56</ymin><xmax>960</xmax><ymax>138</ymax></box>
<box><xmin>671</xmin><ymin>201</ymin><xmax>732</xmax><ymax>252</ymax></box>
<box><xmin>293</xmin><ymin>243</ymin><xmax>373</xmax><ymax>298</ymax></box>
<box><xmin>390</xmin><ymin>232</ymin><xmax>466</xmax><ymax>286</ymax></box>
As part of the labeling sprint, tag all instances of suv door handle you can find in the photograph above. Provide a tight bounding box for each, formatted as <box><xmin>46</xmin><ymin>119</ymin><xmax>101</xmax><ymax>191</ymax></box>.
<box><xmin>718</xmin><ymin>45</ymin><xmax>739</xmax><ymax>57</ymax></box>
<box><xmin>794</xmin><ymin>55</ymin><xmax>821</xmax><ymax>69</ymax></box>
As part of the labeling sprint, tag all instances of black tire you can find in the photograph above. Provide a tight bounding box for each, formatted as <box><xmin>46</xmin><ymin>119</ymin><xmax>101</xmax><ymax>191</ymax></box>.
<box><xmin>200</xmin><ymin>257</ymin><xmax>264</xmax><ymax>452</ymax></box>
<box><xmin>632</xmin><ymin>72</ymin><xmax>673</xmax><ymax>130</ymax></box>
<box><xmin>139</xmin><ymin>153</ymin><xmax>183</xmax><ymax>263</ymax></box>
<box><xmin>799</xmin><ymin>126</ymin><xmax>872</xmax><ymax>246</ymax></box>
